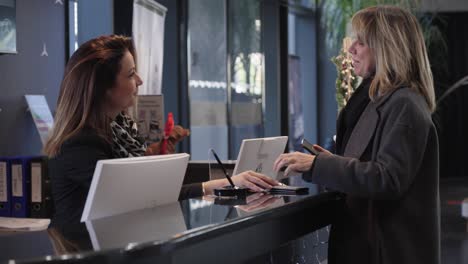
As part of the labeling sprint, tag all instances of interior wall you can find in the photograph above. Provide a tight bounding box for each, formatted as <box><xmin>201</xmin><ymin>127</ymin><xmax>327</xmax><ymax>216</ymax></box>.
<box><xmin>0</xmin><ymin>0</ymin><xmax>65</xmax><ymax>156</ymax></box>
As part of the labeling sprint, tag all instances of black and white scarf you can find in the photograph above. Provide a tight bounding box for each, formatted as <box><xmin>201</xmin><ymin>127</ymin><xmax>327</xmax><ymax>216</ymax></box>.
<box><xmin>110</xmin><ymin>112</ymin><xmax>147</xmax><ymax>158</ymax></box>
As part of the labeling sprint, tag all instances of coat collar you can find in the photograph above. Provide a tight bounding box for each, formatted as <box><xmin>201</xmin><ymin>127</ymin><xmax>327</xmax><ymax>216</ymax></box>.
<box><xmin>374</xmin><ymin>86</ymin><xmax>405</xmax><ymax>109</ymax></box>
<box><xmin>342</xmin><ymin>87</ymin><xmax>404</xmax><ymax>158</ymax></box>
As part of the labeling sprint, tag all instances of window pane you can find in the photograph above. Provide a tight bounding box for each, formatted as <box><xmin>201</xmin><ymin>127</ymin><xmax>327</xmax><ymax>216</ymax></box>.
<box><xmin>228</xmin><ymin>0</ymin><xmax>264</xmax><ymax>158</ymax></box>
<box><xmin>188</xmin><ymin>0</ymin><xmax>228</xmax><ymax>159</ymax></box>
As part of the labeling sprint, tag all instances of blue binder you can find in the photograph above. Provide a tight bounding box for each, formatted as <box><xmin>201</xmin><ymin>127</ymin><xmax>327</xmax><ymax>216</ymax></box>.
<box><xmin>10</xmin><ymin>157</ymin><xmax>34</xmax><ymax>218</ymax></box>
<box><xmin>0</xmin><ymin>158</ymin><xmax>11</xmax><ymax>217</ymax></box>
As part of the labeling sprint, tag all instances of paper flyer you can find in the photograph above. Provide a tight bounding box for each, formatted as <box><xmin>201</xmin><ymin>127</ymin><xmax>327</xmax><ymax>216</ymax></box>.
<box><xmin>24</xmin><ymin>95</ymin><xmax>54</xmax><ymax>145</ymax></box>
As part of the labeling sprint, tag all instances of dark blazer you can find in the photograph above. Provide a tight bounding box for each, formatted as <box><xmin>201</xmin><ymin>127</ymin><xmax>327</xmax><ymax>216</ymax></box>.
<box><xmin>49</xmin><ymin>128</ymin><xmax>201</xmax><ymax>227</ymax></box>
<box><xmin>305</xmin><ymin>87</ymin><xmax>440</xmax><ymax>264</ymax></box>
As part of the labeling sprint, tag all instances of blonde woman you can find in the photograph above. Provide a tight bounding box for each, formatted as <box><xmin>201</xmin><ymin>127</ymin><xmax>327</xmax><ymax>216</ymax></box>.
<box><xmin>274</xmin><ymin>6</ymin><xmax>439</xmax><ymax>264</ymax></box>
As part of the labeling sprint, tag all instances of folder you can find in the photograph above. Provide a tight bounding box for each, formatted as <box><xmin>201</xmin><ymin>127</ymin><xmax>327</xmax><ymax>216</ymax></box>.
<box><xmin>29</xmin><ymin>157</ymin><xmax>53</xmax><ymax>218</ymax></box>
<box><xmin>0</xmin><ymin>158</ymin><xmax>11</xmax><ymax>217</ymax></box>
<box><xmin>10</xmin><ymin>157</ymin><xmax>33</xmax><ymax>218</ymax></box>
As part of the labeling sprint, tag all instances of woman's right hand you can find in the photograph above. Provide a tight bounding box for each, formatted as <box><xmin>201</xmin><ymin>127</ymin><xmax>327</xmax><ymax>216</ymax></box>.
<box><xmin>231</xmin><ymin>170</ymin><xmax>280</xmax><ymax>192</ymax></box>
<box><xmin>203</xmin><ymin>170</ymin><xmax>280</xmax><ymax>195</ymax></box>
<box><xmin>273</xmin><ymin>152</ymin><xmax>316</xmax><ymax>177</ymax></box>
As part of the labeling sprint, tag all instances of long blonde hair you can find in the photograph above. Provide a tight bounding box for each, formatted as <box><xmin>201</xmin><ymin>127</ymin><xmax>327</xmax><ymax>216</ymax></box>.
<box><xmin>44</xmin><ymin>35</ymin><xmax>136</xmax><ymax>157</ymax></box>
<box><xmin>352</xmin><ymin>5</ymin><xmax>436</xmax><ymax>112</ymax></box>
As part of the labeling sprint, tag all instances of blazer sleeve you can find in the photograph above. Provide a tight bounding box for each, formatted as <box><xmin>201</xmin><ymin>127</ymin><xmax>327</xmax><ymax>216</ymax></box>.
<box><xmin>305</xmin><ymin>96</ymin><xmax>432</xmax><ymax>199</ymax></box>
<box><xmin>59</xmin><ymin>134</ymin><xmax>113</xmax><ymax>189</ymax></box>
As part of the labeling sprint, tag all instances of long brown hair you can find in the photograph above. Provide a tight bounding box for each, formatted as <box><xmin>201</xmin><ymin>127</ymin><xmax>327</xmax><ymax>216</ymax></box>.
<box><xmin>44</xmin><ymin>35</ymin><xmax>137</xmax><ymax>157</ymax></box>
<box><xmin>351</xmin><ymin>5</ymin><xmax>436</xmax><ymax>112</ymax></box>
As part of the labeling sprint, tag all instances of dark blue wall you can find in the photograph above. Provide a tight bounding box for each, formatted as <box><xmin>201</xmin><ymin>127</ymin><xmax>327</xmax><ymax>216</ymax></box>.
<box><xmin>0</xmin><ymin>0</ymin><xmax>65</xmax><ymax>156</ymax></box>
<box><xmin>77</xmin><ymin>0</ymin><xmax>113</xmax><ymax>46</ymax></box>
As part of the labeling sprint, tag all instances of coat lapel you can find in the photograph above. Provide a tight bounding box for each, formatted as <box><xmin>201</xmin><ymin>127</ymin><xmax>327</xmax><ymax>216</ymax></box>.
<box><xmin>343</xmin><ymin>102</ymin><xmax>379</xmax><ymax>158</ymax></box>
<box><xmin>342</xmin><ymin>87</ymin><xmax>403</xmax><ymax>158</ymax></box>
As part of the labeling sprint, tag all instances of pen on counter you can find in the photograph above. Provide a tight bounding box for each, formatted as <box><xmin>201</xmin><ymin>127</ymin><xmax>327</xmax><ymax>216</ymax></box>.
<box><xmin>210</xmin><ymin>149</ymin><xmax>236</xmax><ymax>188</ymax></box>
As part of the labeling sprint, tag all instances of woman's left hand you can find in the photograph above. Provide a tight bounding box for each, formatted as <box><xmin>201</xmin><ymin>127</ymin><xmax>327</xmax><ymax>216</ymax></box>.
<box><xmin>274</xmin><ymin>152</ymin><xmax>316</xmax><ymax>177</ymax></box>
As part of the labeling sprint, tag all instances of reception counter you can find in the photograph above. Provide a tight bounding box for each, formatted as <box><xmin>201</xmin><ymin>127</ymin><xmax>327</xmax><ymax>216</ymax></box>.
<box><xmin>1</xmin><ymin>177</ymin><xmax>343</xmax><ymax>264</ymax></box>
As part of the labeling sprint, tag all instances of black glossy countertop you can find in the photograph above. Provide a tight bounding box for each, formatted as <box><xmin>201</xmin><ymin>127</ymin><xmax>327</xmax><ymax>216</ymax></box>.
<box><xmin>0</xmin><ymin>178</ymin><xmax>342</xmax><ymax>264</ymax></box>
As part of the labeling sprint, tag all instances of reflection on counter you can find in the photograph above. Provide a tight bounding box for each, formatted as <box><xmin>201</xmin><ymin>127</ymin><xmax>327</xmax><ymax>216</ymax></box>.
<box><xmin>85</xmin><ymin>202</ymin><xmax>186</xmax><ymax>250</ymax></box>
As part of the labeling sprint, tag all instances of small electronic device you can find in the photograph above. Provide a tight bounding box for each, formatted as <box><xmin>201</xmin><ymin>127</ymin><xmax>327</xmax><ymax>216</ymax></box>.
<box><xmin>268</xmin><ymin>184</ymin><xmax>309</xmax><ymax>195</ymax></box>
<box><xmin>301</xmin><ymin>138</ymin><xmax>319</xmax><ymax>155</ymax></box>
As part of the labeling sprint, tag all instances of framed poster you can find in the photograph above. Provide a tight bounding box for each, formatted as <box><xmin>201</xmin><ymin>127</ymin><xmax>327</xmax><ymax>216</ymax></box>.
<box><xmin>0</xmin><ymin>0</ymin><xmax>16</xmax><ymax>54</ymax></box>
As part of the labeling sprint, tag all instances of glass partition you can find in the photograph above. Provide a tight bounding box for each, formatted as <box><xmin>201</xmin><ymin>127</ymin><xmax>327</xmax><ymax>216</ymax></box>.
<box><xmin>228</xmin><ymin>0</ymin><xmax>264</xmax><ymax>158</ymax></box>
<box><xmin>188</xmin><ymin>0</ymin><xmax>264</xmax><ymax>160</ymax></box>
<box><xmin>188</xmin><ymin>0</ymin><xmax>228</xmax><ymax>159</ymax></box>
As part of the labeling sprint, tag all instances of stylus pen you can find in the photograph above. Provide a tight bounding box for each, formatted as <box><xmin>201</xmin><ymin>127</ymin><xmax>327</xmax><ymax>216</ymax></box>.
<box><xmin>210</xmin><ymin>149</ymin><xmax>236</xmax><ymax>188</ymax></box>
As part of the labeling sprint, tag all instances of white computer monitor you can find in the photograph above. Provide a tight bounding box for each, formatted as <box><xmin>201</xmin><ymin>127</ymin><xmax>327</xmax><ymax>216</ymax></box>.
<box><xmin>81</xmin><ymin>153</ymin><xmax>190</xmax><ymax>222</ymax></box>
<box><xmin>232</xmin><ymin>136</ymin><xmax>288</xmax><ymax>180</ymax></box>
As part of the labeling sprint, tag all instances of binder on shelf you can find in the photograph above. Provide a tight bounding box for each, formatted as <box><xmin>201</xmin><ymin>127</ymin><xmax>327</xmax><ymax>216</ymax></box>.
<box><xmin>29</xmin><ymin>157</ymin><xmax>53</xmax><ymax>218</ymax></box>
<box><xmin>10</xmin><ymin>157</ymin><xmax>35</xmax><ymax>218</ymax></box>
<box><xmin>0</xmin><ymin>158</ymin><xmax>11</xmax><ymax>217</ymax></box>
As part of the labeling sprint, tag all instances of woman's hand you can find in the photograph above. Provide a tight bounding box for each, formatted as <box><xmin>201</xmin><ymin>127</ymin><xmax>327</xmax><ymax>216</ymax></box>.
<box><xmin>231</xmin><ymin>170</ymin><xmax>280</xmax><ymax>192</ymax></box>
<box><xmin>203</xmin><ymin>170</ymin><xmax>280</xmax><ymax>194</ymax></box>
<box><xmin>273</xmin><ymin>152</ymin><xmax>316</xmax><ymax>177</ymax></box>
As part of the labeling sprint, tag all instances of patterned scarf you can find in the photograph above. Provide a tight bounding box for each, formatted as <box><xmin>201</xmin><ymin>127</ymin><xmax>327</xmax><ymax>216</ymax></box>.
<box><xmin>110</xmin><ymin>112</ymin><xmax>147</xmax><ymax>158</ymax></box>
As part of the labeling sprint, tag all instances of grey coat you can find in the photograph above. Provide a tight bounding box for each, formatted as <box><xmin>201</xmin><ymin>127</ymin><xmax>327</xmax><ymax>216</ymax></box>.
<box><xmin>306</xmin><ymin>87</ymin><xmax>440</xmax><ymax>264</ymax></box>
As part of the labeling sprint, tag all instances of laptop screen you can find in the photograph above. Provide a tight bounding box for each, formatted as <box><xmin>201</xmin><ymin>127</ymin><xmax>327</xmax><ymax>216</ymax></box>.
<box><xmin>232</xmin><ymin>136</ymin><xmax>288</xmax><ymax>180</ymax></box>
